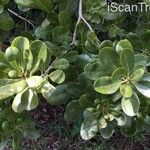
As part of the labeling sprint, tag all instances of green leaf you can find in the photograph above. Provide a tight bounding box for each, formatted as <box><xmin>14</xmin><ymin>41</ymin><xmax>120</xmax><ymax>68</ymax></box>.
<box><xmin>63</xmin><ymin>51</ymin><xmax>78</xmax><ymax>63</ymax></box>
<box><xmin>23</xmin><ymin>49</ymin><xmax>33</xmax><ymax>72</ymax></box>
<box><xmin>14</xmin><ymin>0</ymin><xmax>52</xmax><ymax>12</ymax></box>
<box><xmin>12</xmin><ymin>88</ymin><xmax>28</xmax><ymax>113</ymax></box>
<box><xmin>0</xmin><ymin>80</ymin><xmax>27</xmax><ymax>100</ymax></box>
<box><xmin>0</xmin><ymin>0</ymin><xmax>10</xmax><ymax>5</ymax></box>
<box><xmin>120</xmin><ymin>49</ymin><xmax>135</xmax><ymax>75</ymax></box>
<box><xmin>111</xmin><ymin>67</ymin><xmax>127</xmax><ymax>82</ymax></box>
<box><xmin>116</xmin><ymin>39</ymin><xmax>133</xmax><ymax>54</ymax></box>
<box><xmin>5</xmin><ymin>47</ymin><xmax>21</xmax><ymax>70</ymax></box>
<box><xmin>115</xmin><ymin>113</ymin><xmax>126</xmax><ymax>126</ymax></box>
<box><xmin>99</xmin><ymin>40</ymin><xmax>113</xmax><ymax>50</ymax></box>
<box><xmin>80</xmin><ymin>117</ymin><xmax>98</xmax><ymax>140</ymax></box>
<box><xmin>121</xmin><ymin>93</ymin><xmax>140</xmax><ymax>116</ymax></box>
<box><xmin>121</xmin><ymin>117</ymin><xmax>138</xmax><ymax>137</ymax></box>
<box><xmin>53</xmin><ymin>58</ymin><xmax>69</xmax><ymax>70</ymax></box>
<box><xmin>52</xmin><ymin>26</ymin><xmax>71</xmax><ymax>44</ymax></box>
<box><xmin>41</xmin><ymin>81</ymin><xmax>55</xmax><ymax>97</ymax></box>
<box><xmin>64</xmin><ymin>100</ymin><xmax>83</xmax><ymax>122</ymax></box>
<box><xmin>142</xmin><ymin>30</ymin><xmax>150</xmax><ymax>50</ymax></box>
<box><xmin>12</xmin><ymin>88</ymin><xmax>39</xmax><ymax>112</ymax></box>
<box><xmin>108</xmin><ymin>25</ymin><xmax>119</xmax><ymax>38</ymax></box>
<box><xmin>49</xmin><ymin>70</ymin><xmax>65</xmax><ymax>84</ymax></box>
<box><xmin>130</xmin><ymin>69</ymin><xmax>144</xmax><ymax>83</ymax></box>
<box><xmin>99</xmin><ymin>47</ymin><xmax>119</xmax><ymax>71</ymax></box>
<box><xmin>0</xmin><ymin>11</ymin><xmax>14</xmax><ymax>31</ymax></box>
<box><xmin>120</xmin><ymin>84</ymin><xmax>133</xmax><ymax>98</ymax></box>
<box><xmin>98</xmin><ymin>118</ymin><xmax>107</xmax><ymax>129</ymax></box>
<box><xmin>79</xmin><ymin>94</ymin><xmax>93</xmax><ymax>109</ymax></box>
<box><xmin>58</xmin><ymin>11</ymin><xmax>72</xmax><ymax>28</ymax></box>
<box><xmin>100</xmin><ymin>124</ymin><xmax>114</xmax><ymax>139</ymax></box>
<box><xmin>0</xmin><ymin>136</ymin><xmax>8</xmax><ymax>150</ymax></box>
<box><xmin>66</xmin><ymin>83</ymin><xmax>83</xmax><ymax>97</ymax></box>
<box><xmin>29</xmin><ymin>40</ymin><xmax>47</xmax><ymax>64</ymax></box>
<box><xmin>94</xmin><ymin>76</ymin><xmax>122</xmax><ymax>94</ymax></box>
<box><xmin>84</xmin><ymin>62</ymin><xmax>107</xmax><ymax>81</ymax></box>
<box><xmin>26</xmin><ymin>76</ymin><xmax>43</xmax><ymax>88</ymax></box>
<box><xmin>135</xmin><ymin>81</ymin><xmax>150</xmax><ymax>98</ymax></box>
<box><xmin>11</xmin><ymin>36</ymin><xmax>30</xmax><ymax>52</ymax></box>
<box><xmin>125</xmin><ymin>33</ymin><xmax>142</xmax><ymax>51</ymax></box>
<box><xmin>46</xmin><ymin>85</ymin><xmax>69</xmax><ymax>105</ymax></box>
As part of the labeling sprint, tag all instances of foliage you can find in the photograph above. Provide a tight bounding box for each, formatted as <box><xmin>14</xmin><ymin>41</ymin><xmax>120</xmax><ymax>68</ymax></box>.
<box><xmin>0</xmin><ymin>0</ymin><xmax>150</xmax><ymax>149</ymax></box>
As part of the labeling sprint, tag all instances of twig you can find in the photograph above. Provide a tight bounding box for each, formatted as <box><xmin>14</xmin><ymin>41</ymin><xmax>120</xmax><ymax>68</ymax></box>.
<box><xmin>7</xmin><ymin>8</ymin><xmax>35</xmax><ymax>28</ymax></box>
<box><xmin>42</xmin><ymin>59</ymin><xmax>57</xmax><ymax>77</ymax></box>
<box><xmin>71</xmin><ymin>0</ymin><xmax>94</xmax><ymax>45</ymax></box>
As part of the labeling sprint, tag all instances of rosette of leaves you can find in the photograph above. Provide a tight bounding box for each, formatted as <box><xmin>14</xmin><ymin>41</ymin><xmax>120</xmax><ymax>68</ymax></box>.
<box><xmin>72</xmin><ymin>39</ymin><xmax>150</xmax><ymax>139</ymax></box>
<box><xmin>0</xmin><ymin>106</ymin><xmax>39</xmax><ymax>150</ymax></box>
<box><xmin>65</xmin><ymin>93</ymin><xmax>128</xmax><ymax>140</ymax></box>
<box><xmin>0</xmin><ymin>36</ymin><xmax>71</xmax><ymax>113</ymax></box>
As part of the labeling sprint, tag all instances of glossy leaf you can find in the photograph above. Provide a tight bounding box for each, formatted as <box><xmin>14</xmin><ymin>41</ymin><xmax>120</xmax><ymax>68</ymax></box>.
<box><xmin>94</xmin><ymin>76</ymin><xmax>122</xmax><ymax>94</ymax></box>
<box><xmin>120</xmin><ymin>84</ymin><xmax>133</xmax><ymax>98</ymax></box>
<box><xmin>130</xmin><ymin>69</ymin><xmax>144</xmax><ymax>83</ymax></box>
<box><xmin>120</xmin><ymin>49</ymin><xmax>135</xmax><ymax>75</ymax></box>
<box><xmin>80</xmin><ymin>117</ymin><xmax>98</xmax><ymax>140</ymax></box>
<box><xmin>64</xmin><ymin>100</ymin><xmax>83</xmax><ymax>122</ymax></box>
<box><xmin>116</xmin><ymin>39</ymin><xmax>133</xmax><ymax>54</ymax></box>
<box><xmin>49</xmin><ymin>70</ymin><xmax>65</xmax><ymax>84</ymax></box>
<box><xmin>121</xmin><ymin>93</ymin><xmax>140</xmax><ymax>116</ymax></box>
<box><xmin>53</xmin><ymin>58</ymin><xmax>69</xmax><ymax>70</ymax></box>
<box><xmin>135</xmin><ymin>81</ymin><xmax>150</xmax><ymax>98</ymax></box>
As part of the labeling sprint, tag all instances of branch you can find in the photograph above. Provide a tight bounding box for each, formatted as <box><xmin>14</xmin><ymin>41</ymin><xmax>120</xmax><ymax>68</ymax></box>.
<box><xmin>71</xmin><ymin>0</ymin><xmax>94</xmax><ymax>45</ymax></box>
<box><xmin>7</xmin><ymin>9</ymin><xmax>35</xmax><ymax>28</ymax></box>
<box><xmin>42</xmin><ymin>58</ymin><xmax>57</xmax><ymax>77</ymax></box>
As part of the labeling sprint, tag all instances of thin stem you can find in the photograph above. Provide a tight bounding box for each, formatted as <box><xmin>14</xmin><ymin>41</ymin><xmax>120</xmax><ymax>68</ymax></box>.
<box><xmin>7</xmin><ymin>8</ymin><xmax>35</xmax><ymax>28</ymax></box>
<box><xmin>42</xmin><ymin>58</ymin><xmax>57</xmax><ymax>77</ymax></box>
<box><xmin>71</xmin><ymin>0</ymin><xmax>94</xmax><ymax>45</ymax></box>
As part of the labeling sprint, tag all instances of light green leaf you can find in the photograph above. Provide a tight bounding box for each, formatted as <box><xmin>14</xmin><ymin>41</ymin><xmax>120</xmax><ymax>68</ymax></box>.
<box><xmin>11</xmin><ymin>36</ymin><xmax>30</xmax><ymax>52</ymax></box>
<box><xmin>26</xmin><ymin>76</ymin><xmax>43</xmax><ymax>88</ymax></box>
<box><xmin>30</xmin><ymin>40</ymin><xmax>47</xmax><ymax>63</ymax></box>
<box><xmin>94</xmin><ymin>76</ymin><xmax>122</xmax><ymax>94</ymax></box>
<box><xmin>49</xmin><ymin>70</ymin><xmax>65</xmax><ymax>84</ymax></box>
<box><xmin>111</xmin><ymin>67</ymin><xmax>127</xmax><ymax>82</ymax></box>
<box><xmin>130</xmin><ymin>69</ymin><xmax>144</xmax><ymax>83</ymax></box>
<box><xmin>12</xmin><ymin>88</ymin><xmax>39</xmax><ymax>112</ymax></box>
<box><xmin>116</xmin><ymin>39</ymin><xmax>133</xmax><ymax>54</ymax></box>
<box><xmin>0</xmin><ymin>80</ymin><xmax>27</xmax><ymax>100</ymax></box>
<box><xmin>120</xmin><ymin>84</ymin><xmax>133</xmax><ymax>98</ymax></box>
<box><xmin>120</xmin><ymin>49</ymin><xmax>135</xmax><ymax>75</ymax></box>
<box><xmin>98</xmin><ymin>118</ymin><xmax>107</xmax><ymax>129</ymax></box>
<box><xmin>121</xmin><ymin>93</ymin><xmax>140</xmax><ymax>116</ymax></box>
<box><xmin>23</xmin><ymin>49</ymin><xmax>33</xmax><ymax>72</ymax></box>
<box><xmin>5</xmin><ymin>47</ymin><xmax>20</xmax><ymax>70</ymax></box>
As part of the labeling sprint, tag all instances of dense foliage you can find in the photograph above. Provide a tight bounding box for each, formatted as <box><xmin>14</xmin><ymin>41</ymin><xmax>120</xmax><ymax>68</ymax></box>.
<box><xmin>0</xmin><ymin>0</ymin><xmax>150</xmax><ymax>149</ymax></box>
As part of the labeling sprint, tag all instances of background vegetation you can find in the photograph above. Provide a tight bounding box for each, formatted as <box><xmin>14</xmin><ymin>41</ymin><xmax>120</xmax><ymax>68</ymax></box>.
<box><xmin>0</xmin><ymin>0</ymin><xmax>150</xmax><ymax>149</ymax></box>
